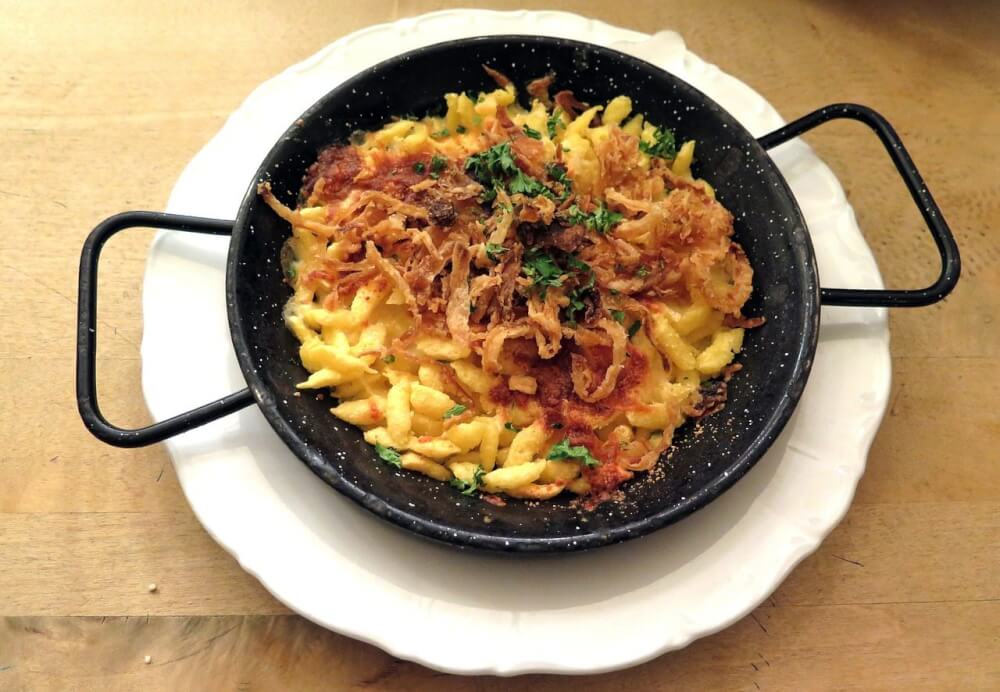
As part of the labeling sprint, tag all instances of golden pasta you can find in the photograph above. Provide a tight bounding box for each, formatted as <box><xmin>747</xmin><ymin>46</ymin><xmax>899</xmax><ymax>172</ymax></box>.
<box><xmin>261</xmin><ymin>68</ymin><xmax>761</xmax><ymax>506</ymax></box>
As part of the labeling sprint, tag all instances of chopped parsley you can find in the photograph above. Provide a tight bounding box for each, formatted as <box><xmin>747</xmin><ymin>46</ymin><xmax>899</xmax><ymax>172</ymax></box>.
<box><xmin>546</xmin><ymin>109</ymin><xmax>564</xmax><ymax>139</ymax></box>
<box><xmin>563</xmin><ymin>259</ymin><xmax>596</xmax><ymax>325</ymax></box>
<box><xmin>431</xmin><ymin>128</ymin><xmax>449</xmax><ymax>138</ymax></box>
<box><xmin>627</xmin><ymin>320</ymin><xmax>643</xmax><ymax>339</ymax></box>
<box><xmin>508</xmin><ymin>170</ymin><xmax>551</xmax><ymax>197</ymax></box>
<box><xmin>522</xmin><ymin>124</ymin><xmax>543</xmax><ymax>140</ymax></box>
<box><xmin>546</xmin><ymin>163</ymin><xmax>571</xmax><ymax>186</ymax></box>
<box><xmin>284</xmin><ymin>265</ymin><xmax>297</xmax><ymax>282</ymax></box>
<box><xmin>484</xmin><ymin>243</ymin><xmax>508</xmax><ymax>262</ymax></box>
<box><xmin>519</xmin><ymin>249</ymin><xmax>595</xmax><ymax>317</ymax></box>
<box><xmin>374</xmin><ymin>443</ymin><xmax>402</xmax><ymax>469</ymax></box>
<box><xmin>429</xmin><ymin>154</ymin><xmax>448</xmax><ymax>179</ymax></box>
<box><xmin>635</xmin><ymin>265</ymin><xmax>651</xmax><ymax>278</ymax></box>
<box><xmin>547</xmin><ymin>438</ymin><xmax>600</xmax><ymax>468</ymax></box>
<box><xmin>610</xmin><ymin>309</ymin><xmax>626</xmax><ymax>323</ymax></box>
<box><xmin>443</xmin><ymin>404</ymin><xmax>467</xmax><ymax>419</ymax></box>
<box><xmin>504</xmin><ymin>422</ymin><xmax>520</xmax><ymax>433</ymax></box>
<box><xmin>639</xmin><ymin>127</ymin><xmax>678</xmax><ymax>159</ymax></box>
<box><xmin>450</xmin><ymin>465</ymin><xmax>486</xmax><ymax>495</ymax></box>
<box><xmin>565</xmin><ymin>254</ymin><xmax>591</xmax><ymax>274</ymax></box>
<box><xmin>464</xmin><ymin>142</ymin><xmax>550</xmax><ymax>203</ymax></box>
<box><xmin>591</xmin><ymin>204</ymin><xmax>624</xmax><ymax>233</ymax></box>
<box><xmin>465</xmin><ymin>143</ymin><xmax>517</xmax><ymax>180</ymax></box>
<box><xmin>546</xmin><ymin>163</ymin><xmax>572</xmax><ymax>200</ymax></box>
<box><xmin>564</xmin><ymin>292</ymin><xmax>588</xmax><ymax>325</ymax></box>
<box><xmin>456</xmin><ymin>125</ymin><xmax>467</xmax><ymax>134</ymax></box>
<box><xmin>412</xmin><ymin>161</ymin><xmax>426</xmax><ymax>174</ymax></box>
<box><xmin>521</xmin><ymin>247</ymin><xmax>566</xmax><ymax>296</ymax></box>
<box><xmin>382</xmin><ymin>354</ymin><xmax>396</xmax><ymax>364</ymax></box>
<box><xmin>565</xmin><ymin>203</ymin><xmax>623</xmax><ymax>234</ymax></box>
<box><xmin>565</xmin><ymin>205</ymin><xmax>588</xmax><ymax>226</ymax></box>
<box><xmin>465</xmin><ymin>142</ymin><xmax>518</xmax><ymax>202</ymax></box>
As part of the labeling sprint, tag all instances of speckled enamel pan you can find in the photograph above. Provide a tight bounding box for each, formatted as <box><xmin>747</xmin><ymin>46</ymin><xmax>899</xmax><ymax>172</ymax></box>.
<box><xmin>77</xmin><ymin>36</ymin><xmax>959</xmax><ymax>553</ymax></box>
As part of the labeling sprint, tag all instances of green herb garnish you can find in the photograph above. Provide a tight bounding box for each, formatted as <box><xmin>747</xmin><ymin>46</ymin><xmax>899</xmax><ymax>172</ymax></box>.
<box><xmin>565</xmin><ymin>254</ymin><xmax>591</xmax><ymax>274</ymax></box>
<box><xmin>450</xmin><ymin>465</ymin><xmax>486</xmax><ymax>495</ymax></box>
<box><xmin>508</xmin><ymin>170</ymin><xmax>551</xmax><ymax>197</ymax></box>
<box><xmin>412</xmin><ymin>161</ymin><xmax>425</xmax><ymax>173</ymax></box>
<box><xmin>484</xmin><ymin>243</ymin><xmax>508</xmax><ymax>262</ymax></box>
<box><xmin>546</xmin><ymin>163</ymin><xmax>571</xmax><ymax>187</ymax></box>
<box><xmin>443</xmin><ymin>404</ymin><xmax>468</xmax><ymax>420</ymax></box>
<box><xmin>546</xmin><ymin>109</ymin><xmax>564</xmax><ymax>139</ymax></box>
<box><xmin>522</xmin><ymin>124</ymin><xmax>543</xmax><ymax>140</ymax></box>
<box><xmin>565</xmin><ymin>203</ymin><xmax>623</xmax><ymax>234</ymax></box>
<box><xmin>520</xmin><ymin>251</ymin><xmax>595</xmax><ymax>321</ymax></box>
<box><xmin>591</xmin><ymin>204</ymin><xmax>624</xmax><ymax>234</ymax></box>
<box><xmin>635</xmin><ymin>265</ymin><xmax>651</xmax><ymax>278</ymax></box>
<box><xmin>546</xmin><ymin>163</ymin><xmax>572</xmax><ymax>200</ymax></box>
<box><xmin>547</xmin><ymin>438</ymin><xmax>600</xmax><ymax>468</ymax></box>
<box><xmin>610</xmin><ymin>309</ymin><xmax>626</xmax><ymax>323</ymax></box>
<box><xmin>565</xmin><ymin>204</ymin><xmax>588</xmax><ymax>226</ymax></box>
<box><xmin>564</xmin><ymin>295</ymin><xmax>587</xmax><ymax>325</ymax></box>
<box><xmin>464</xmin><ymin>142</ymin><xmax>550</xmax><ymax>202</ymax></box>
<box><xmin>521</xmin><ymin>247</ymin><xmax>566</xmax><ymax>296</ymax></box>
<box><xmin>375</xmin><ymin>443</ymin><xmax>402</xmax><ymax>469</ymax></box>
<box><xmin>563</xmin><ymin>260</ymin><xmax>596</xmax><ymax>325</ymax></box>
<box><xmin>465</xmin><ymin>142</ymin><xmax>518</xmax><ymax>201</ymax></box>
<box><xmin>639</xmin><ymin>127</ymin><xmax>678</xmax><ymax>159</ymax></box>
<box><xmin>504</xmin><ymin>422</ymin><xmax>520</xmax><ymax>433</ymax></box>
<box><xmin>456</xmin><ymin>125</ymin><xmax>467</xmax><ymax>134</ymax></box>
<box><xmin>429</xmin><ymin>154</ymin><xmax>448</xmax><ymax>179</ymax></box>
<box><xmin>382</xmin><ymin>354</ymin><xmax>396</xmax><ymax>364</ymax></box>
<box><xmin>627</xmin><ymin>321</ymin><xmax>642</xmax><ymax>339</ymax></box>
<box><xmin>432</xmin><ymin>128</ymin><xmax>450</xmax><ymax>138</ymax></box>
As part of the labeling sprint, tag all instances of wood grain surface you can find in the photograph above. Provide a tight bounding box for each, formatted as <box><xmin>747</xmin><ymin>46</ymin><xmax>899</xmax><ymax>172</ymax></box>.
<box><xmin>1</xmin><ymin>0</ymin><xmax>997</xmax><ymax>689</ymax></box>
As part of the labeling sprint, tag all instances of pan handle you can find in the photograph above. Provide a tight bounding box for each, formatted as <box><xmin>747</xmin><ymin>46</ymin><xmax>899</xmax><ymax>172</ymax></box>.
<box><xmin>758</xmin><ymin>103</ymin><xmax>960</xmax><ymax>307</ymax></box>
<box><xmin>77</xmin><ymin>211</ymin><xmax>255</xmax><ymax>448</ymax></box>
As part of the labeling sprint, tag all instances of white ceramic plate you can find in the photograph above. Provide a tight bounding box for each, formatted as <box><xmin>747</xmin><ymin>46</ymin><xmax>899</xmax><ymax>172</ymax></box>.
<box><xmin>141</xmin><ymin>10</ymin><xmax>891</xmax><ymax>675</ymax></box>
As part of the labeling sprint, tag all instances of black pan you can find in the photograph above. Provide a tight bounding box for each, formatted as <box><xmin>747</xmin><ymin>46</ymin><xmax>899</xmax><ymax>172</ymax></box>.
<box><xmin>77</xmin><ymin>36</ymin><xmax>959</xmax><ymax>553</ymax></box>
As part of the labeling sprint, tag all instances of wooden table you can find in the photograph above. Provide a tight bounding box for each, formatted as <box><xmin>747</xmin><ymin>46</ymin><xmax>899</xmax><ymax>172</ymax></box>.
<box><xmin>1</xmin><ymin>1</ymin><xmax>997</xmax><ymax>688</ymax></box>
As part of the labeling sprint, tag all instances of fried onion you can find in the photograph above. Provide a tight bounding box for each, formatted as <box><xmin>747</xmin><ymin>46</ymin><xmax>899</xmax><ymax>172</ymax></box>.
<box><xmin>570</xmin><ymin>318</ymin><xmax>627</xmax><ymax>402</ymax></box>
